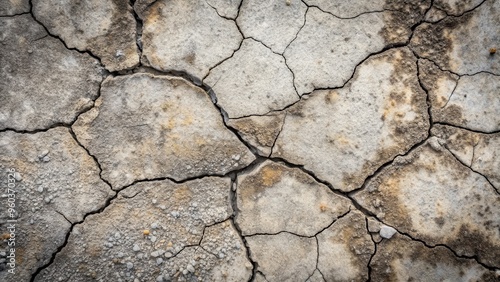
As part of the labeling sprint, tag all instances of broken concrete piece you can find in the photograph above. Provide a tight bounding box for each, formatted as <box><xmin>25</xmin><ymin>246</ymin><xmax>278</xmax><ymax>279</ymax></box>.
<box><xmin>379</xmin><ymin>225</ymin><xmax>397</xmax><ymax>239</ymax></box>
<box><xmin>317</xmin><ymin>210</ymin><xmax>374</xmax><ymax>282</ymax></box>
<box><xmin>274</xmin><ymin>48</ymin><xmax>429</xmax><ymax>192</ymax></box>
<box><xmin>237</xmin><ymin>0</ymin><xmax>307</xmax><ymax>53</ymax></box>
<box><xmin>411</xmin><ymin>0</ymin><xmax>499</xmax><ymax>74</ymax></box>
<box><xmin>207</xmin><ymin>0</ymin><xmax>242</xmax><ymax>19</ymax></box>
<box><xmin>0</xmin><ymin>15</ymin><xmax>102</xmax><ymax>131</ymax></box>
<box><xmin>432</xmin><ymin>124</ymin><xmax>500</xmax><ymax>190</ymax></box>
<box><xmin>354</xmin><ymin>141</ymin><xmax>500</xmax><ymax>268</ymax></box>
<box><xmin>0</xmin><ymin>0</ymin><xmax>29</xmax><ymax>15</ymax></box>
<box><xmin>140</xmin><ymin>0</ymin><xmax>242</xmax><ymax>80</ymax></box>
<box><xmin>371</xmin><ymin>234</ymin><xmax>499</xmax><ymax>281</ymax></box>
<box><xmin>205</xmin><ymin>39</ymin><xmax>298</xmax><ymax>118</ymax></box>
<box><xmin>35</xmin><ymin>177</ymin><xmax>234</xmax><ymax>281</ymax></box>
<box><xmin>236</xmin><ymin>161</ymin><xmax>352</xmax><ymax>236</ymax></box>
<box><xmin>227</xmin><ymin>113</ymin><xmax>285</xmax><ymax>156</ymax></box>
<box><xmin>247</xmin><ymin>233</ymin><xmax>317</xmax><ymax>281</ymax></box>
<box><xmin>32</xmin><ymin>0</ymin><xmax>139</xmax><ymax>72</ymax></box>
<box><xmin>0</xmin><ymin>128</ymin><xmax>113</xmax><ymax>282</ymax></box>
<box><xmin>73</xmin><ymin>73</ymin><xmax>255</xmax><ymax>189</ymax></box>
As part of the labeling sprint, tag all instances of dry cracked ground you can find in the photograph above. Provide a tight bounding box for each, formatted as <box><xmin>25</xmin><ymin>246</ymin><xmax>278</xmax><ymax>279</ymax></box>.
<box><xmin>0</xmin><ymin>0</ymin><xmax>499</xmax><ymax>281</ymax></box>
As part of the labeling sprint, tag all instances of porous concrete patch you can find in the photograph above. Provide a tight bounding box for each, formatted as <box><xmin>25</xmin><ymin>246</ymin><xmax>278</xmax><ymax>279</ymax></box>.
<box><xmin>371</xmin><ymin>234</ymin><xmax>499</xmax><ymax>281</ymax></box>
<box><xmin>237</xmin><ymin>0</ymin><xmax>307</xmax><ymax>54</ymax></box>
<box><xmin>32</xmin><ymin>0</ymin><xmax>139</xmax><ymax>72</ymax></box>
<box><xmin>236</xmin><ymin>161</ymin><xmax>352</xmax><ymax>236</ymax></box>
<box><xmin>34</xmin><ymin>177</ymin><xmax>238</xmax><ymax>282</ymax></box>
<box><xmin>205</xmin><ymin>39</ymin><xmax>298</xmax><ymax>118</ymax></box>
<box><xmin>139</xmin><ymin>0</ymin><xmax>242</xmax><ymax>80</ymax></box>
<box><xmin>227</xmin><ymin>112</ymin><xmax>286</xmax><ymax>156</ymax></box>
<box><xmin>246</xmin><ymin>232</ymin><xmax>317</xmax><ymax>281</ymax></box>
<box><xmin>432</xmin><ymin>124</ymin><xmax>500</xmax><ymax>190</ymax></box>
<box><xmin>0</xmin><ymin>128</ymin><xmax>113</xmax><ymax>282</ymax></box>
<box><xmin>0</xmin><ymin>0</ymin><xmax>29</xmax><ymax>16</ymax></box>
<box><xmin>353</xmin><ymin>140</ymin><xmax>500</xmax><ymax>268</ymax></box>
<box><xmin>274</xmin><ymin>47</ymin><xmax>428</xmax><ymax>192</ymax></box>
<box><xmin>316</xmin><ymin>210</ymin><xmax>374</xmax><ymax>282</ymax></box>
<box><xmin>0</xmin><ymin>15</ymin><xmax>102</xmax><ymax>131</ymax></box>
<box><xmin>72</xmin><ymin>73</ymin><xmax>255</xmax><ymax>189</ymax></box>
<box><xmin>411</xmin><ymin>0</ymin><xmax>499</xmax><ymax>74</ymax></box>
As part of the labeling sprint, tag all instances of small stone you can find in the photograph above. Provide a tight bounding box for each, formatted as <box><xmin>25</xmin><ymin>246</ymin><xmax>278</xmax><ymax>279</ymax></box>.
<box><xmin>379</xmin><ymin>225</ymin><xmax>397</xmax><ymax>239</ymax></box>
<box><xmin>186</xmin><ymin>264</ymin><xmax>195</xmax><ymax>273</ymax></box>
<box><xmin>151</xmin><ymin>250</ymin><xmax>165</xmax><ymax>257</ymax></box>
<box><xmin>133</xmin><ymin>244</ymin><xmax>141</xmax><ymax>252</ymax></box>
<box><xmin>156</xmin><ymin>275</ymin><xmax>164</xmax><ymax>282</ymax></box>
<box><xmin>151</xmin><ymin>222</ymin><xmax>158</xmax><ymax>229</ymax></box>
<box><xmin>14</xmin><ymin>172</ymin><xmax>22</xmax><ymax>181</ymax></box>
<box><xmin>37</xmin><ymin>186</ymin><xmax>44</xmax><ymax>193</ymax></box>
<box><xmin>156</xmin><ymin>258</ymin><xmax>163</xmax><ymax>265</ymax></box>
<box><xmin>42</xmin><ymin>155</ymin><xmax>50</xmax><ymax>162</ymax></box>
<box><xmin>143</xmin><ymin>229</ymin><xmax>150</xmax><ymax>236</ymax></box>
<box><xmin>126</xmin><ymin>262</ymin><xmax>133</xmax><ymax>269</ymax></box>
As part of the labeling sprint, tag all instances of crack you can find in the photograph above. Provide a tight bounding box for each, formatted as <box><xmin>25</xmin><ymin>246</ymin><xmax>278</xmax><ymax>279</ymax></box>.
<box><xmin>302</xmin><ymin>1</ymin><xmax>392</xmax><ymax>20</ymax></box>
<box><xmin>365</xmin><ymin>217</ymin><xmax>378</xmax><ymax>282</ymax></box>
<box><xmin>54</xmin><ymin>210</ymin><xmax>72</xmax><ymax>225</ymax></box>
<box><xmin>394</xmin><ymin>228</ymin><xmax>500</xmax><ymax>271</ymax></box>
<box><xmin>304</xmin><ymin>236</ymin><xmax>320</xmax><ymax>282</ymax></box>
<box><xmin>268</xmin><ymin>112</ymin><xmax>287</xmax><ymax>157</ymax></box>
<box><xmin>433</xmin><ymin>122</ymin><xmax>500</xmax><ymax>135</ymax></box>
<box><xmin>442</xmin><ymin>145</ymin><xmax>499</xmax><ymax>194</ymax></box>
<box><xmin>440</xmin><ymin>76</ymin><xmax>459</xmax><ymax>109</ymax></box>
<box><xmin>283</xmin><ymin>4</ymin><xmax>308</xmax><ymax>54</ymax></box>
<box><xmin>230</xmin><ymin>174</ymin><xmax>258</xmax><ymax>282</ymax></box>
<box><xmin>129</xmin><ymin>0</ymin><xmax>143</xmax><ymax>55</ymax></box>
<box><xmin>0</xmin><ymin>12</ymin><xmax>30</xmax><ymax>17</ymax></box>
<box><xmin>244</xmin><ymin>208</ymin><xmax>351</xmax><ymax>238</ymax></box>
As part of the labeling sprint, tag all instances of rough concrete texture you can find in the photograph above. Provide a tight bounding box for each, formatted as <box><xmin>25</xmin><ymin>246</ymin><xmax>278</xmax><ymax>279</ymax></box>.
<box><xmin>32</xmin><ymin>0</ymin><xmax>139</xmax><ymax>72</ymax></box>
<box><xmin>371</xmin><ymin>234</ymin><xmax>498</xmax><ymax>281</ymax></box>
<box><xmin>205</xmin><ymin>39</ymin><xmax>298</xmax><ymax>118</ymax></box>
<box><xmin>236</xmin><ymin>161</ymin><xmax>351</xmax><ymax>236</ymax></box>
<box><xmin>0</xmin><ymin>128</ymin><xmax>113</xmax><ymax>282</ymax></box>
<box><xmin>411</xmin><ymin>0</ymin><xmax>499</xmax><ymax>74</ymax></box>
<box><xmin>72</xmin><ymin>74</ymin><xmax>255</xmax><ymax>189</ymax></box>
<box><xmin>139</xmin><ymin>0</ymin><xmax>242</xmax><ymax>80</ymax></box>
<box><xmin>237</xmin><ymin>0</ymin><xmax>307</xmax><ymax>54</ymax></box>
<box><xmin>353</xmin><ymin>140</ymin><xmax>500</xmax><ymax>267</ymax></box>
<box><xmin>274</xmin><ymin>48</ymin><xmax>429</xmax><ymax>192</ymax></box>
<box><xmin>2</xmin><ymin>0</ymin><xmax>500</xmax><ymax>281</ymax></box>
<box><xmin>0</xmin><ymin>15</ymin><xmax>103</xmax><ymax>131</ymax></box>
<box><xmin>0</xmin><ymin>0</ymin><xmax>29</xmax><ymax>16</ymax></box>
<box><xmin>419</xmin><ymin>59</ymin><xmax>500</xmax><ymax>132</ymax></box>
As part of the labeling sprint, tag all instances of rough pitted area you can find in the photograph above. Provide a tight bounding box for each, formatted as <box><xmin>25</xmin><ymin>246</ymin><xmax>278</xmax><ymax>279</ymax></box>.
<box><xmin>139</xmin><ymin>0</ymin><xmax>242</xmax><ymax>80</ymax></box>
<box><xmin>0</xmin><ymin>15</ymin><xmax>103</xmax><ymax>131</ymax></box>
<box><xmin>205</xmin><ymin>39</ymin><xmax>298</xmax><ymax>118</ymax></box>
<box><xmin>274</xmin><ymin>48</ymin><xmax>429</xmax><ymax>192</ymax></box>
<box><xmin>72</xmin><ymin>74</ymin><xmax>255</xmax><ymax>189</ymax></box>
<box><xmin>34</xmin><ymin>177</ymin><xmax>248</xmax><ymax>281</ymax></box>
<box><xmin>2</xmin><ymin>0</ymin><xmax>500</xmax><ymax>281</ymax></box>
<box><xmin>236</xmin><ymin>161</ymin><xmax>351</xmax><ymax>236</ymax></box>
<box><xmin>0</xmin><ymin>128</ymin><xmax>113</xmax><ymax>282</ymax></box>
<box><xmin>32</xmin><ymin>0</ymin><xmax>139</xmax><ymax>72</ymax></box>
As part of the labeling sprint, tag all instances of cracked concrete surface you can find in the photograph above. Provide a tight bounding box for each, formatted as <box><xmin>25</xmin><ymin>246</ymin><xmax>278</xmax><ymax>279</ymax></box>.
<box><xmin>0</xmin><ymin>0</ymin><xmax>499</xmax><ymax>281</ymax></box>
